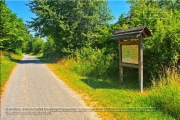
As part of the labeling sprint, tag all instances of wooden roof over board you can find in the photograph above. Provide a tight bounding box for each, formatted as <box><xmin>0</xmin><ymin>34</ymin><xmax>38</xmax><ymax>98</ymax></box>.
<box><xmin>111</xmin><ymin>26</ymin><xmax>152</xmax><ymax>40</ymax></box>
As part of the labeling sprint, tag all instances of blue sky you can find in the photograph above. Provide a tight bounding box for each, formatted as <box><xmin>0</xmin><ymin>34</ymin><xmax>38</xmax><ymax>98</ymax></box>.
<box><xmin>5</xmin><ymin>0</ymin><xmax>130</xmax><ymax>34</ymax></box>
<box><xmin>6</xmin><ymin>0</ymin><xmax>36</xmax><ymax>23</ymax></box>
<box><xmin>108</xmin><ymin>0</ymin><xmax>130</xmax><ymax>23</ymax></box>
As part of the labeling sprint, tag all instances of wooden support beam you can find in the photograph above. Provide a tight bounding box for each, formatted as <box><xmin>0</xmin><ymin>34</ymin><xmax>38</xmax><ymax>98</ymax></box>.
<box><xmin>119</xmin><ymin>41</ymin><xmax>123</xmax><ymax>84</ymax></box>
<box><xmin>117</xmin><ymin>36</ymin><xmax>138</xmax><ymax>41</ymax></box>
<box><xmin>121</xmin><ymin>63</ymin><xmax>138</xmax><ymax>68</ymax></box>
<box><xmin>138</xmin><ymin>35</ymin><xmax>143</xmax><ymax>93</ymax></box>
<box><xmin>143</xmin><ymin>31</ymin><xmax>148</xmax><ymax>38</ymax></box>
<box><xmin>119</xmin><ymin>41</ymin><xmax>138</xmax><ymax>45</ymax></box>
<box><xmin>120</xmin><ymin>66</ymin><xmax>123</xmax><ymax>84</ymax></box>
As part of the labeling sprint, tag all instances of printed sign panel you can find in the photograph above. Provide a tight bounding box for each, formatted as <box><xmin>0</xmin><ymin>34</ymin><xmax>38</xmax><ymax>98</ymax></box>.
<box><xmin>122</xmin><ymin>45</ymin><xmax>138</xmax><ymax>64</ymax></box>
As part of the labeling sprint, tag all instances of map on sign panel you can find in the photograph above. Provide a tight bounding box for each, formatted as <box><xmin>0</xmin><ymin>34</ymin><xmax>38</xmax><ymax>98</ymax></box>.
<box><xmin>122</xmin><ymin>45</ymin><xmax>138</xmax><ymax>64</ymax></box>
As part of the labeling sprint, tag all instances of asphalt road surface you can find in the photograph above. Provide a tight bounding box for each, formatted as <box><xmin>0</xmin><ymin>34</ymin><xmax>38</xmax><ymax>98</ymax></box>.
<box><xmin>1</xmin><ymin>55</ymin><xmax>101</xmax><ymax>120</ymax></box>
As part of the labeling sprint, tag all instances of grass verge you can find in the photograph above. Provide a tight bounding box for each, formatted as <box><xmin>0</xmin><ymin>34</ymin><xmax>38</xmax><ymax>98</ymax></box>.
<box><xmin>38</xmin><ymin>56</ymin><xmax>179</xmax><ymax>119</ymax></box>
<box><xmin>0</xmin><ymin>51</ymin><xmax>23</xmax><ymax>94</ymax></box>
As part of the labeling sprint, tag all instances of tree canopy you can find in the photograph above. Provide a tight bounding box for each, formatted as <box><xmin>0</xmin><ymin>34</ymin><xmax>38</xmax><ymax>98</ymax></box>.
<box><xmin>27</xmin><ymin>0</ymin><xmax>113</xmax><ymax>55</ymax></box>
<box><xmin>0</xmin><ymin>1</ymin><xmax>45</xmax><ymax>55</ymax></box>
<box><xmin>0</xmin><ymin>1</ymin><xmax>30</xmax><ymax>53</ymax></box>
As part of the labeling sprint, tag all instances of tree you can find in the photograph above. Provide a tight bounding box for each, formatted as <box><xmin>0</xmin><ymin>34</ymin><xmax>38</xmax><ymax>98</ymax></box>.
<box><xmin>23</xmin><ymin>34</ymin><xmax>36</xmax><ymax>53</ymax></box>
<box><xmin>27</xmin><ymin>0</ymin><xmax>113</xmax><ymax>55</ymax></box>
<box><xmin>0</xmin><ymin>1</ymin><xmax>30</xmax><ymax>54</ymax></box>
<box><xmin>43</xmin><ymin>36</ymin><xmax>55</xmax><ymax>57</ymax></box>
<box><xmin>32</xmin><ymin>39</ymin><xmax>44</xmax><ymax>54</ymax></box>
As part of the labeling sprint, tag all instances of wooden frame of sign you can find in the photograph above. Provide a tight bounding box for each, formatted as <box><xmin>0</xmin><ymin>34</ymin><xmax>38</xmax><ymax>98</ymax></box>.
<box><xmin>118</xmin><ymin>36</ymin><xmax>143</xmax><ymax>92</ymax></box>
<box><xmin>112</xmin><ymin>26</ymin><xmax>152</xmax><ymax>93</ymax></box>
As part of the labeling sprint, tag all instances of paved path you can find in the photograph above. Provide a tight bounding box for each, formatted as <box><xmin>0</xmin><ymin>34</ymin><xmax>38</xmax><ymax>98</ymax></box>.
<box><xmin>1</xmin><ymin>55</ymin><xmax>100</xmax><ymax>120</ymax></box>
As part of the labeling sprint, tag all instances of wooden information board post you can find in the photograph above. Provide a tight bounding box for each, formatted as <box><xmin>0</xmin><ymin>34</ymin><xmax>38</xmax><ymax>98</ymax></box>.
<box><xmin>112</xmin><ymin>26</ymin><xmax>152</xmax><ymax>92</ymax></box>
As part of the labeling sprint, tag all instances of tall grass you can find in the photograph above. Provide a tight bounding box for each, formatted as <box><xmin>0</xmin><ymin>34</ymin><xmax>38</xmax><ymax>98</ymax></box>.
<box><xmin>149</xmin><ymin>67</ymin><xmax>180</xmax><ymax>118</ymax></box>
<box><xmin>0</xmin><ymin>51</ymin><xmax>22</xmax><ymax>93</ymax></box>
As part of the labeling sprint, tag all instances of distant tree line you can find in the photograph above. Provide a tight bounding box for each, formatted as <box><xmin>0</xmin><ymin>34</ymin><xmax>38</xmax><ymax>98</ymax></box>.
<box><xmin>0</xmin><ymin>0</ymin><xmax>44</xmax><ymax>55</ymax></box>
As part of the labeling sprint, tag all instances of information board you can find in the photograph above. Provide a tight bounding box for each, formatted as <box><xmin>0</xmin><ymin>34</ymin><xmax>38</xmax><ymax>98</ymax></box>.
<box><xmin>122</xmin><ymin>45</ymin><xmax>138</xmax><ymax>64</ymax></box>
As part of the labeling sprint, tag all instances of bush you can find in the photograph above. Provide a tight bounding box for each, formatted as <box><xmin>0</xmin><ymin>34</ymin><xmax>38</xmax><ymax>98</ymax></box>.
<box><xmin>71</xmin><ymin>47</ymin><xmax>114</xmax><ymax>78</ymax></box>
<box><xmin>143</xmin><ymin>20</ymin><xmax>180</xmax><ymax>81</ymax></box>
<box><xmin>14</xmin><ymin>49</ymin><xmax>22</xmax><ymax>56</ymax></box>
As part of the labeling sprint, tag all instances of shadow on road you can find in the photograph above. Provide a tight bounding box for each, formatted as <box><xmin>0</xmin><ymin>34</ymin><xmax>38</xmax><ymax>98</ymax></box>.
<box><xmin>19</xmin><ymin>59</ymin><xmax>42</xmax><ymax>64</ymax></box>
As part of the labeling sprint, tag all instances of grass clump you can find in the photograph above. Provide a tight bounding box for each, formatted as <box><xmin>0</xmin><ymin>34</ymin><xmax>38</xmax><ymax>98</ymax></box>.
<box><xmin>0</xmin><ymin>51</ymin><xmax>23</xmax><ymax>93</ymax></box>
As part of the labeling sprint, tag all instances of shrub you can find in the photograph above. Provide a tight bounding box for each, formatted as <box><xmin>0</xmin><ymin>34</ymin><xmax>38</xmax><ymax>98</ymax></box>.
<box><xmin>14</xmin><ymin>49</ymin><xmax>22</xmax><ymax>56</ymax></box>
<box><xmin>72</xmin><ymin>47</ymin><xmax>114</xmax><ymax>78</ymax></box>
